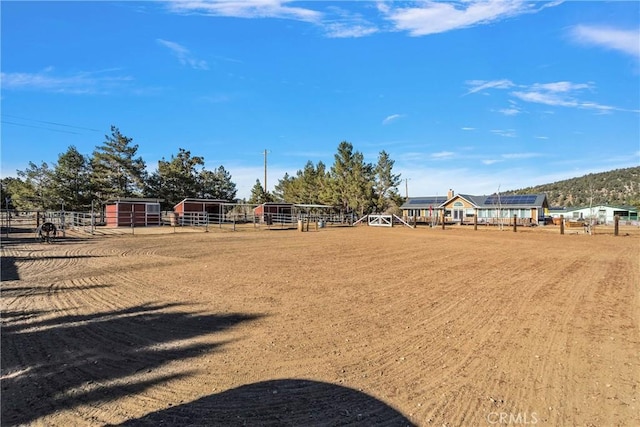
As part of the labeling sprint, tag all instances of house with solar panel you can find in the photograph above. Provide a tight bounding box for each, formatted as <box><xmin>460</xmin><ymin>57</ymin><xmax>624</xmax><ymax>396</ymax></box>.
<box><xmin>401</xmin><ymin>189</ymin><xmax>549</xmax><ymax>226</ymax></box>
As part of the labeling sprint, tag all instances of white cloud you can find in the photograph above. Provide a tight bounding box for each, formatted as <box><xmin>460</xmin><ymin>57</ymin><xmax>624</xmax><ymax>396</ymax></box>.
<box><xmin>165</xmin><ymin>1</ymin><xmax>381</xmax><ymax>39</ymax></box>
<box><xmin>0</xmin><ymin>68</ymin><xmax>134</xmax><ymax>94</ymax></box>
<box><xmin>464</xmin><ymin>79</ymin><xmax>515</xmax><ymax>95</ymax></box>
<box><xmin>461</xmin><ymin>127</ymin><xmax>475</xmax><ymax>131</ymax></box>
<box><xmin>381</xmin><ymin>1</ymin><xmax>561</xmax><ymax>36</ymax></box>
<box><xmin>466</xmin><ymin>78</ymin><xmax>631</xmax><ymax>114</ymax></box>
<box><xmin>382</xmin><ymin>114</ymin><xmax>403</xmax><ymax>125</ymax></box>
<box><xmin>322</xmin><ymin>5</ymin><xmax>379</xmax><ymax>38</ymax></box>
<box><xmin>165</xmin><ymin>0</ymin><xmax>564</xmax><ymax>40</ymax></box>
<box><xmin>165</xmin><ymin>0</ymin><xmax>322</xmax><ymax>23</ymax></box>
<box><xmin>324</xmin><ymin>23</ymin><xmax>378</xmax><ymax>38</ymax></box>
<box><xmin>163</xmin><ymin>0</ymin><xmax>564</xmax><ymax>39</ymax></box>
<box><xmin>491</xmin><ymin>129</ymin><xmax>517</xmax><ymax>138</ymax></box>
<box><xmin>511</xmin><ymin>90</ymin><xmax>574</xmax><ymax>107</ymax></box>
<box><xmin>431</xmin><ymin>151</ymin><xmax>455</xmax><ymax>159</ymax></box>
<box><xmin>531</xmin><ymin>81</ymin><xmax>594</xmax><ymax>93</ymax></box>
<box><xmin>511</xmin><ymin>89</ymin><xmax>616</xmax><ymax>113</ymax></box>
<box><xmin>497</xmin><ymin>107</ymin><xmax>521</xmax><ymax>116</ymax></box>
<box><xmin>157</xmin><ymin>39</ymin><xmax>209</xmax><ymax>70</ymax></box>
<box><xmin>570</xmin><ymin>25</ymin><xmax>640</xmax><ymax>59</ymax></box>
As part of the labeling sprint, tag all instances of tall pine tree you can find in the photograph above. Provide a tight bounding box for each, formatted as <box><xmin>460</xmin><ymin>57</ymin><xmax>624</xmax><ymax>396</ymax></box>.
<box><xmin>90</xmin><ymin>126</ymin><xmax>147</xmax><ymax>202</ymax></box>
<box><xmin>248</xmin><ymin>179</ymin><xmax>272</xmax><ymax>204</ymax></box>
<box><xmin>53</xmin><ymin>145</ymin><xmax>92</xmax><ymax>211</ymax></box>
<box><xmin>198</xmin><ymin>165</ymin><xmax>237</xmax><ymax>201</ymax></box>
<box><xmin>373</xmin><ymin>150</ymin><xmax>402</xmax><ymax>213</ymax></box>
<box><xmin>147</xmin><ymin>148</ymin><xmax>204</xmax><ymax>207</ymax></box>
<box><xmin>328</xmin><ymin>141</ymin><xmax>374</xmax><ymax>215</ymax></box>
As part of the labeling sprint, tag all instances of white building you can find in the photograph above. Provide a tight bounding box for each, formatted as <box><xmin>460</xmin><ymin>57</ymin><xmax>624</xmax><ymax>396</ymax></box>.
<box><xmin>549</xmin><ymin>205</ymin><xmax>638</xmax><ymax>225</ymax></box>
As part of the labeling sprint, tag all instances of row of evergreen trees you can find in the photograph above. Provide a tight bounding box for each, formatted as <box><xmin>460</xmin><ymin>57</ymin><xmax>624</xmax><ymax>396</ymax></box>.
<box><xmin>1</xmin><ymin>127</ymin><xmax>404</xmax><ymax>214</ymax></box>
<box><xmin>1</xmin><ymin>126</ymin><xmax>237</xmax><ymax>212</ymax></box>
<box><xmin>251</xmin><ymin>141</ymin><xmax>403</xmax><ymax>215</ymax></box>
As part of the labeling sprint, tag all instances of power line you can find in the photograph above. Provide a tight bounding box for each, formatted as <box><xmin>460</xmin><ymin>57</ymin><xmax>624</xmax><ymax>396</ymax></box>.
<box><xmin>1</xmin><ymin>120</ymin><xmax>82</xmax><ymax>135</ymax></box>
<box><xmin>1</xmin><ymin>114</ymin><xmax>101</xmax><ymax>132</ymax></box>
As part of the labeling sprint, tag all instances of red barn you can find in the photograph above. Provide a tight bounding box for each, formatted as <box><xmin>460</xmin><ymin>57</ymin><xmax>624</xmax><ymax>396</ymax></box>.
<box><xmin>174</xmin><ymin>198</ymin><xmax>227</xmax><ymax>225</ymax></box>
<box><xmin>105</xmin><ymin>198</ymin><xmax>162</xmax><ymax>227</ymax></box>
<box><xmin>253</xmin><ymin>202</ymin><xmax>294</xmax><ymax>224</ymax></box>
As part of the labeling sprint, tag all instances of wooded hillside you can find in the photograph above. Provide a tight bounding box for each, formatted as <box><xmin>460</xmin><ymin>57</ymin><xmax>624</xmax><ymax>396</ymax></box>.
<box><xmin>506</xmin><ymin>166</ymin><xmax>640</xmax><ymax>208</ymax></box>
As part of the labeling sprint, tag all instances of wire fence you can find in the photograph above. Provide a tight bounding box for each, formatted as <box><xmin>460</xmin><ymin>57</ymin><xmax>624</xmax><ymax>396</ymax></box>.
<box><xmin>1</xmin><ymin>208</ymin><xmax>357</xmax><ymax>239</ymax></box>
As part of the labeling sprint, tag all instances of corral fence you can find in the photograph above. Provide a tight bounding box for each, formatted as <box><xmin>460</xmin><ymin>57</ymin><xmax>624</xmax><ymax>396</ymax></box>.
<box><xmin>0</xmin><ymin>209</ymin><xmax>106</xmax><ymax>237</ymax></box>
<box><xmin>1</xmin><ymin>207</ymin><xmax>357</xmax><ymax>238</ymax></box>
<box><xmin>172</xmin><ymin>209</ymin><xmax>356</xmax><ymax>231</ymax></box>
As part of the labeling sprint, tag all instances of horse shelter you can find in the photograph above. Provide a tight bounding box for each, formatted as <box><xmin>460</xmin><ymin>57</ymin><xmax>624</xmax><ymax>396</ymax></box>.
<box><xmin>105</xmin><ymin>198</ymin><xmax>163</xmax><ymax>227</ymax></box>
<box><xmin>173</xmin><ymin>198</ymin><xmax>228</xmax><ymax>226</ymax></box>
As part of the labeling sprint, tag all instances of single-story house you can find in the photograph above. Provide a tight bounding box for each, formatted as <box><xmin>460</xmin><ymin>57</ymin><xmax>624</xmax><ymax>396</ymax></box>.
<box><xmin>400</xmin><ymin>196</ymin><xmax>449</xmax><ymax>225</ymax></box>
<box><xmin>401</xmin><ymin>189</ymin><xmax>549</xmax><ymax>225</ymax></box>
<box><xmin>174</xmin><ymin>198</ymin><xmax>228</xmax><ymax>225</ymax></box>
<box><xmin>549</xmin><ymin>205</ymin><xmax>638</xmax><ymax>224</ymax></box>
<box><xmin>105</xmin><ymin>198</ymin><xmax>163</xmax><ymax>227</ymax></box>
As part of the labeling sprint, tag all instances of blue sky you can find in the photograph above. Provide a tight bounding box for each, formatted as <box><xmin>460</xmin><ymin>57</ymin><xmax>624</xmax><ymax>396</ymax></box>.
<box><xmin>2</xmin><ymin>1</ymin><xmax>639</xmax><ymax>200</ymax></box>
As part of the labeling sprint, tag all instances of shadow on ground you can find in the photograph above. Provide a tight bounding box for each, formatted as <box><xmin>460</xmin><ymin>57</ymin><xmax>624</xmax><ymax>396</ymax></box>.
<box><xmin>1</xmin><ymin>254</ymin><xmax>105</xmax><ymax>282</ymax></box>
<box><xmin>114</xmin><ymin>378</ymin><xmax>416</xmax><ymax>427</ymax></box>
<box><xmin>0</xmin><ymin>302</ymin><xmax>263</xmax><ymax>426</ymax></box>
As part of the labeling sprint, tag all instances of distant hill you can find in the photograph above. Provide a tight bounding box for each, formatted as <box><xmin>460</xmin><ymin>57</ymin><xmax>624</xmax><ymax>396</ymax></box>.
<box><xmin>505</xmin><ymin>166</ymin><xmax>640</xmax><ymax>208</ymax></box>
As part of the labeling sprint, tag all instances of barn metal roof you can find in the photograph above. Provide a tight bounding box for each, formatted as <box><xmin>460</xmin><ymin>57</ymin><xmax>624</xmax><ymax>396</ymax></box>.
<box><xmin>176</xmin><ymin>198</ymin><xmax>229</xmax><ymax>204</ymax></box>
<box><xmin>107</xmin><ymin>198</ymin><xmax>164</xmax><ymax>203</ymax></box>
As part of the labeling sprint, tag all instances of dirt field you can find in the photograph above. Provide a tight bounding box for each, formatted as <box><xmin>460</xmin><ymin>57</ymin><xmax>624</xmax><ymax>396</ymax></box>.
<box><xmin>2</xmin><ymin>224</ymin><xmax>639</xmax><ymax>426</ymax></box>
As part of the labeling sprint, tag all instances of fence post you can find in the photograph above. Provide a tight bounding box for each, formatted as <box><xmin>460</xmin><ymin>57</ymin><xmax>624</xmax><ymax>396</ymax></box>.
<box><xmin>560</xmin><ymin>215</ymin><xmax>564</xmax><ymax>235</ymax></box>
<box><xmin>474</xmin><ymin>213</ymin><xmax>478</xmax><ymax>231</ymax></box>
<box><xmin>513</xmin><ymin>214</ymin><xmax>517</xmax><ymax>232</ymax></box>
<box><xmin>614</xmin><ymin>215</ymin><xmax>619</xmax><ymax>236</ymax></box>
<box><xmin>61</xmin><ymin>209</ymin><xmax>66</xmax><ymax>238</ymax></box>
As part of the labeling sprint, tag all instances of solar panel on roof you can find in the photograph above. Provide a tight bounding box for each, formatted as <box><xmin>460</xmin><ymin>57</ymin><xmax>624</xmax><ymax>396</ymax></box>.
<box><xmin>409</xmin><ymin>198</ymin><xmax>445</xmax><ymax>204</ymax></box>
<box><xmin>485</xmin><ymin>195</ymin><xmax>537</xmax><ymax>205</ymax></box>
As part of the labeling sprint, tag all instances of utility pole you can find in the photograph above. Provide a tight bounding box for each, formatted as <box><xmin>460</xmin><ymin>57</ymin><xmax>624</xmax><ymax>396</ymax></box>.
<box><xmin>263</xmin><ymin>149</ymin><xmax>269</xmax><ymax>193</ymax></box>
<box><xmin>405</xmin><ymin>178</ymin><xmax>410</xmax><ymax>199</ymax></box>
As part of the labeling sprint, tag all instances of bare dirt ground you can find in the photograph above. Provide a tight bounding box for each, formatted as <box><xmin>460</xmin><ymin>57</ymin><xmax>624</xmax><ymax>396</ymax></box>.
<box><xmin>2</xmin><ymin>224</ymin><xmax>639</xmax><ymax>426</ymax></box>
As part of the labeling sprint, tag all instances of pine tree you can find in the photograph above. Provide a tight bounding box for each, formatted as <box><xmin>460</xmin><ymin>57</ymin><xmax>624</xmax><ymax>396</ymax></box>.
<box><xmin>273</xmin><ymin>173</ymin><xmax>295</xmax><ymax>202</ymax></box>
<box><xmin>198</xmin><ymin>166</ymin><xmax>237</xmax><ymax>201</ymax></box>
<box><xmin>1</xmin><ymin>177</ymin><xmax>30</xmax><ymax>210</ymax></box>
<box><xmin>147</xmin><ymin>148</ymin><xmax>204</xmax><ymax>207</ymax></box>
<box><xmin>53</xmin><ymin>146</ymin><xmax>92</xmax><ymax>211</ymax></box>
<box><xmin>90</xmin><ymin>126</ymin><xmax>147</xmax><ymax>202</ymax></box>
<box><xmin>328</xmin><ymin>141</ymin><xmax>374</xmax><ymax>214</ymax></box>
<box><xmin>273</xmin><ymin>161</ymin><xmax>329</xmax><ymax>204</ymax></box>
<box><xmin>248</xmin><ymin>179</ymin><xmax>272</xmax><ymax>204</ymax></box>
<box><xmin>16</xmin><ymin>161</ymin><xmax>55</xmax><ymax>210</ymax></box>
<box><xmin>373</xmin><ymin>150</ymin><xmax>402</xmax><ymax>213</ymax></box>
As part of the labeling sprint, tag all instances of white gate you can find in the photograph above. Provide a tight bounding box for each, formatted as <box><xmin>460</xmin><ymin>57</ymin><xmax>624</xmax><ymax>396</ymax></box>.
<box><xmin>368</xmin><ymin>214</ymin><xmax>392</xmax><ymax>227</ymax></box>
